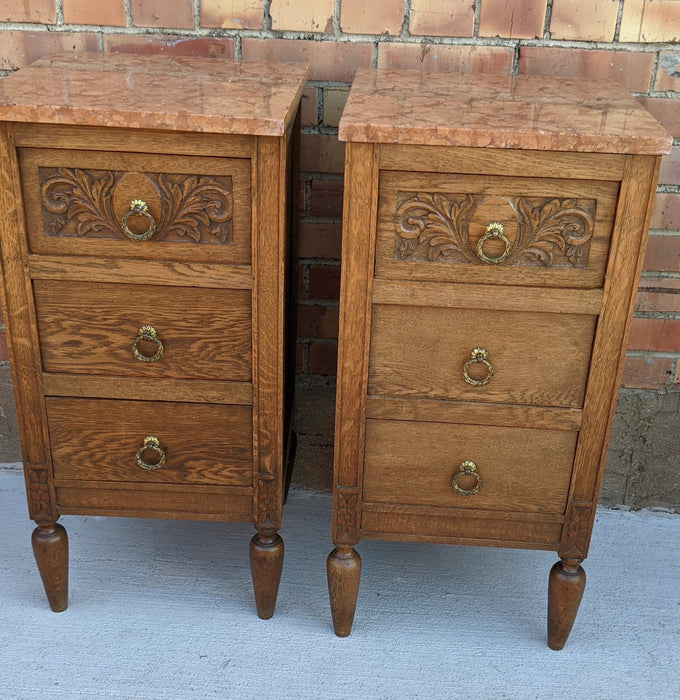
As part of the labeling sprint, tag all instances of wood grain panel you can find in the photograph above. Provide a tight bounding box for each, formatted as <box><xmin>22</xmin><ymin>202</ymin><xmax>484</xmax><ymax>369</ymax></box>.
<box><xmin>376</xmin><ymin>171</ymin><xmax>619</xmax><ymax>288</ymax></box>
<box><xmin>369</xmin><ymin>304</ymin><xmax>596</xmax><ymax>408</ymax></box>
<box><xmin>29</xmin><ymin>254</ymin><xmax>252</xmax><ymax>289</ymax></box>
<box><xmin>55</xmin><ymin>483</ymin><xmax>253</xmax><ymax>520</ymax></box>
<box><xmin>34</xmin><ymin>280</ymin><xmax>251</xmax><ymax>381</ymax></box>
<box><xmin>47</xmin><ymin>398</ymin><xmax>253</xmax><ymax>486</ymax></box>
<box><xmin>13</xmin><ymin>123</ymin><xmax>252</xmax><ymax>158</ymax></box>
<box><xmin>365</xmin><ymin>396</ymin><xmax>583</xmax><ymax>431</ymax></box>
<box><xmin>379</xmin><ymin>144</ymin><xmax>626</xmax><ymax>181</ymax></box>
<box><xmin>20</xmin><ymin>148</ymin><xmax>251</xmax><ymax>263</ymax></box>
<box><xmin>42</xmin><ymin>374</ymin><xmax>253</xmax><ymax>405</ymax></box>
<box><xmin>363</xmin><ymin>419</ymin><xmax>576</xmax><ymax>514</ymax></box>
<box><xmin>373</xmin><ymin>279</ymin><xmax>603</xmax><ymax>315</ymax></box>
<box><xmin>361</xmin><ymin>503</ymin><xmax>563</xmax><ymax>548</ymax></box>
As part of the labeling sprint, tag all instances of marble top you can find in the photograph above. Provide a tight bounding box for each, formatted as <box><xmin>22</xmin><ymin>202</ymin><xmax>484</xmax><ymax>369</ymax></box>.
<box><xmin>339</xmin><ymin>69</ymin><xmax>672</xmax><ymax>154</ymax></box>
<box><xmin>0</xmin><ymin>52</ymin><xmax>309</xmax><ymax>136</ymax></box>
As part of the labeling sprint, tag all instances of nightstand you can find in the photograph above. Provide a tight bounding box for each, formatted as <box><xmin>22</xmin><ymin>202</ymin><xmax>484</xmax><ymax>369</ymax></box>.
<box><xmin>327</xmin><ymin>69</ymin><xmax>671</xmax><ymax>648</ymax></box>
<box><xmin>0</xmin><ymin>53</ymin><xmax>308</xmax><ymax>618</ymax></box>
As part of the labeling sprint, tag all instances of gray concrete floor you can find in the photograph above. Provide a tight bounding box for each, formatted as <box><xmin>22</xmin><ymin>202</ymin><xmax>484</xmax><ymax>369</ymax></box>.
<box><xmin>0</xmin><ymin>468</ymin><xmax>678</xmax><ymax>699</ymax></box>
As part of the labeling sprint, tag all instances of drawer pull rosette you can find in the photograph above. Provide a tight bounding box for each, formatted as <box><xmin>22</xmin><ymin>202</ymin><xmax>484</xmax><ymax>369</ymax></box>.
<box><xmin>135</xmin><ymin>436</ymin><xmax>167</xmax><ymax>472</ymax></box>
<box><xmin>132</xmin><ymin>325</ymin><xmax>164</xmax><ymax>363</ymax></box>
<box><xmin>462</xmin><ymin>347</ymin><xmax>494</xmax><ymax>386</ymax></box>
<box><xmin>121</xmin><ymin>199</ymin><xmax>157</xmax><ymax>241</ymax></box>
<box><xmin>452</xmin><ymin>460</ymin><xmax>482</xmax><ymax>496</ymax></box>
<box><xmin>476</xmin><ymin>221</ymin><xmax>510</xmax><ymax>265</ymax></box>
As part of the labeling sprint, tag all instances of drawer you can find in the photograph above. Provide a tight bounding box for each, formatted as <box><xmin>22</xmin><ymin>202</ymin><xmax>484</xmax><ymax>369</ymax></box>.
<box><xmin>376</xmin><ymin>171</ymin><xmax>619</xmax><ymax>288</ymax></box>
<box><xmin>34</xmin><ymin>280</ymin><xmax>251</xmax><ymax>382</ymax></box>
<box><xmin>368</xmin><ymin>304</ymin><xmax>596</xmax><ymax>408</ymax></box>
<box><xmin>19</xmin><ymin>148</ymin><xmax>251</xmax><ymax>263</ymax></box>
<box><xmin>47</xmin><ymin>398</ymin><xmax>253</xmax><ymax>486</ymax></box>
<box><xmin>363</xmin><ymin>418</ymin><xmax>576</xmax><ymax>515</ymax></box>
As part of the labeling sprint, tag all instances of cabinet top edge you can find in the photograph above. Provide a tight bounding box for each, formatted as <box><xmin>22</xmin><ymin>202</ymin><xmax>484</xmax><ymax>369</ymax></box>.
<box><xmin>0</xmin><ymin>52</ymin><xmax>310</xmax><ymax>137</ymax></box>
<box><xmin>339</xmin><ymin>69</ymin><xmax>673</xmax><ymax>156</ymax></box>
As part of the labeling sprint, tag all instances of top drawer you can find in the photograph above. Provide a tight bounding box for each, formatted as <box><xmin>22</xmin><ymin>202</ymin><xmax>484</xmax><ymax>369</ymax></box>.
<box><xmin>376</xmin><ymin>171</ymin><xmax>620</xmax><ymax>289</ymax></box>
<box><xmin>19</xmin><ymin>148</ymin><xmax>251</xmax><ymax>264</ymax></box>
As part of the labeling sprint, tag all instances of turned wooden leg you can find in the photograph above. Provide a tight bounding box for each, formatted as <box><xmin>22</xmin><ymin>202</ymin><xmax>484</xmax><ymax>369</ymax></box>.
<box><xmin>249</xmin><ymin>530</ymin><xmax>284</xmax><ymax>619</ymax></box>
<box><xmin>31</xmin><ymin>522</ymin><xmax>68</xmax><ymax>612</ymax></box>
<box><xmin>548</xmin><ymin>558</ymin><xmax>586</xmax><ymax>650</ymax></box>
<box><xmin>327</xmin><ymin>545</ymin><xmax>361</xmax><ymax>637</ymax></box>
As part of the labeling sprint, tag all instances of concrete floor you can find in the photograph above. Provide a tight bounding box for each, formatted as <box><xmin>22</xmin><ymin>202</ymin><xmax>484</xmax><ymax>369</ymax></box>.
<box><xmin>0</xmin><ymin>468</ymin><xmax>678</xmax><ymax>699</ymax></box>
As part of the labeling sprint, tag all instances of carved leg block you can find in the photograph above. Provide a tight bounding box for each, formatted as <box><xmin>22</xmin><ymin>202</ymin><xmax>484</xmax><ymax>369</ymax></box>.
<box><xmin>31</xmin><ymin>523</ymin><xmax>68</xmax><ymax>612</ymax></box>
<box><xmin>548</xmin><ymin>559</ymin><xmax>586</xmax><ymax>650</ymax></box>
<box><xmin>327</xmin><ymin>545</ymin><xmax>362</xmax><ymax>637</ymax></box>
<box><xmin>249</xmin><ymin>530</ymin><xmax>284</xmax><ymax>619</ymax></box>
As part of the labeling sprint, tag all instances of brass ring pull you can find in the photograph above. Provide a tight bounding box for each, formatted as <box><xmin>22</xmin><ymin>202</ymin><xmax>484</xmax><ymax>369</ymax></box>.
<box><xmin>452</xmin><ymin>460</ymin><xmax>482</xmax><ymax>496</ymax></box>
<box><xmin>135</xmin><ymin>436</ymin><xmax>166</xmax><ymax>472</ymax></box>
<box><xmin>462</xmin><ymin>347</ymin><xmax>494</xmax><ymax>386</ymax></box>
<box><xmin>476</xmin><ymin>222</ymin><xmax>510</xmax><ymax>265</ymax></box>
<box><xmin>132</xmin><ymin>325</ymin><xmax>164</xmax><ymax>363</ymax></box>
<box><xmin>121</xmin><ymin>199</ymin><xmax>157</xmax><ymax>241</ymax></box>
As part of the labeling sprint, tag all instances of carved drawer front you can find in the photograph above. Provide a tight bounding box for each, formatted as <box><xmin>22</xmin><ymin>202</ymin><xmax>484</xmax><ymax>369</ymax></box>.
<box><xmin>34</xmin><ymin>280</ymin><xmax>251</xmax><ymax>382</ymax></box>
<box><xmin>376</xmin><ymin>171</ymin><xmax>619</xmax><ymax>289</ymax></box>
<box><xmin>363</xmin><ymin>418</ymin><xmax>576</xmax><ymax>515</ymax></box>
<box><xmin>19</xmin><ymin>148</ymin><xmax>251</xmax><ymax>263</ymax></box>
<box><xmin>47</xmin><ymin>398</ymin><xmax>253</xmax><ymax>486</ymax></box>
<box><xmin>368</xmin><ymin>304</ymin><xmax>596</xmax><ymax>408</ymax></box>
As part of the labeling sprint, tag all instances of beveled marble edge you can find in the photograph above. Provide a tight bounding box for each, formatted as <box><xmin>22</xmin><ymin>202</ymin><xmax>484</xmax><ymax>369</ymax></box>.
<box><xmin>0</xmin><ymin>53</ymin><xmax>310</xmax><ymax>136</ymax></box>
<box><xmin>339</xmin><ymin>69</ymin><xmax>673</xmax><ymax>155</ymax></box>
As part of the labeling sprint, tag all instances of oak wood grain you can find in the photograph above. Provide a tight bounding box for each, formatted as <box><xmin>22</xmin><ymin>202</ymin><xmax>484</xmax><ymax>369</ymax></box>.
<box><xmin>369</xmin><ymin>303</ymin><xmax>596</xmax><ymax>408</ymax></box>
<box><xmin>376</xmin><ymin>171</ymin><xmax>618</xmax><ymax>289</ymax></box>
<box><xmin>42</xmin><ymin>374</ymin><xmax>253</xmax><ymax>405</ymax></box>
<box><xmin>47</xmin><ymin>397</ymin><xmax>253</xmax><ymax>486</ymax></box>
<box><xmin>20</xmin><ymin>148</ymin><xmax>251</xmax><ymax>264</ymax></box>
<box><xmin>34</xmin><ymin>280</ymin><xmax>251</xmax><ymax>381</ymax></box>
<box><xmin>379</xmin><ymin>144</ymin><xmax>626</xmax><ymax>180</ymax></box>
<box><xmin>13</xmin><ymin>123</ymin><xmax>252</xmax><ymax>158</ymax></box>
<box><xmin>29</xmin><ymin>254</ymin><xmax>252</xmax><ymax>289</ymax></box>
<box><xmin>363</xmin><ymin>418</ymin><xmax>576</xmax><ymax>514</ymax></box>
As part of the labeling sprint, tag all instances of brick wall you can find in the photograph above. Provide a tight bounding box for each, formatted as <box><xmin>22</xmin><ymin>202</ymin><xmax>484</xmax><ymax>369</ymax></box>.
<box><xmin>1</xmin><ymin>1</ymin><xmax>679</xmax><ymax>503</ymax></box>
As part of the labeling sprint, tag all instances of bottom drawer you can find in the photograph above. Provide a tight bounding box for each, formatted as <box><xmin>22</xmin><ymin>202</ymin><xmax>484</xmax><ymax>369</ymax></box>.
<box><xmin>363</xmin><ymin>419</ymin><xmax>576</xmax><ymax>515</ymax></box>
<box><xmin>47</xmin><ymin>398</ymin><xmax>252</xmax><ymax>486</ymax></box>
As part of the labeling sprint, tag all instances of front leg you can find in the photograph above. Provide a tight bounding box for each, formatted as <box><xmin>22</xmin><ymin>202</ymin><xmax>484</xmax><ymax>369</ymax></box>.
<box><xmin>327</xmin><ymin>545</ymin><xmax>362</xmax><ymax>637</ymax></box>
<box><xmin>548</xmin><ymin>558</ymin><xmax>586</xmax><ymax>650</ymax></box>
<box><xmin>31</xmin><ymin>521</ymin><xmax>68</xmax><ymax>612</ymax></box>
<box><xmin>249</xmin><ymin>529</ymin><xmax>284</xmax><ymax>619</ymax></box>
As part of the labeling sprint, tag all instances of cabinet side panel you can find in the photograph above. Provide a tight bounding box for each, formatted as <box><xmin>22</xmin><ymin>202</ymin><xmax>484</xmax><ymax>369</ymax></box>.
<box><xmin>0</xmin><ymin>124</ymin><xmax>55</xmax><ymax>521</ymax></box>
<box><xmin>251</xmin><ymin>135</ymin><xmax>286</xmax><ymax>531</ymax></box>
<box><xmin>563</xmin><ymin>154</ymin><xmax>661</xmax><ymax>559</ymax></box>
<box><xmin>332</xmin><ymin>142</ymin><xmax>379</xmax><ymax>545</ymax></box>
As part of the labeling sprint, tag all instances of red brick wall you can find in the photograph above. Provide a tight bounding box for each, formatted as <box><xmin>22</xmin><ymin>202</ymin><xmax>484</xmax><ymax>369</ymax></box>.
<box><xmin>1</xmin><ymin>0</ymin><xmax>679</xmax><ymax>387</ymax></box>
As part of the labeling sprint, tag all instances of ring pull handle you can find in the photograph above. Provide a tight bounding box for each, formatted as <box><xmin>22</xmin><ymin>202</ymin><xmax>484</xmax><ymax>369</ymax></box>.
<box><xmin>476</xmin><ymin>222</ymin><xmax>511</xmax><ymax>265</ymax></box>
<box><xmin>132</xmin><ymin>325</ymin><xmax>164</xmax><ymax>363</ymax></box>
<box><xmin>135</xmin><ymin>436</ymin><xmax>166</xmax><ymax>472</ymax></box>
<box><xmin>121</xmin><ymin>199</ymin><xmax>157</xmax><ymax>241</ymax></box>
<box><xmin>452</xmin><ymin>460</ymin><xmax>482</xmax><ymax>496</ymax></box>
<box><xmin>462</xmin><ymin>347</ymin><xmax>494</xmax><ymax>386</ymax></box>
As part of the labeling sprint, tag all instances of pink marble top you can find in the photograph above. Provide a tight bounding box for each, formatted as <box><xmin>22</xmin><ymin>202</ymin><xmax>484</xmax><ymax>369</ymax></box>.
<box><xmin>0</xmin><ymin>52</ymin><xmax>309</xmax><ymax>136</ymax></box>
<box><xmin>339</xmin><ymin>69</ymin><xmax>672</xmax><ymax>154</ymax></box>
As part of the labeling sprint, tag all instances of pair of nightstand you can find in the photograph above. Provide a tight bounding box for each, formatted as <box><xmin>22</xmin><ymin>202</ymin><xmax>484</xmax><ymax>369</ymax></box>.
<box><xmin>0</xmin><ymin>54</ymin><xmax>671</xmax><ymax>649</ymax></box>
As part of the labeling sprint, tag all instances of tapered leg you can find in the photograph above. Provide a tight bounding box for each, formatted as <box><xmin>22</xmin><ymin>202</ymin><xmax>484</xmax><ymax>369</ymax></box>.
<box><xmin>31</xmin><ymin>522</ymin><xmax>68</xmax><ymax>612</ymax></box>
<box><xmin>249</xmin><ymin>530</ymin><xmax>284</xmax><ymax>619</ymax></box>
<box><xmin>327</xmin><ymin>545</ymin><xmax>361</xmax><ymax>637</ymax></box>
<box><xmin>548</xmin><ymin>558</ymin><xmax>586</xmax><ymax>650</ymax></box>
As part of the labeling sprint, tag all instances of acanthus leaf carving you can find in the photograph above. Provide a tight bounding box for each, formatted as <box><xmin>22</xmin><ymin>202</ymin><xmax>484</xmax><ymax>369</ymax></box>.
<box><xmin>40</xmin><ymin>167</ymin><xmax>234</xmax><ymax>245</ymax></box>
<box><xmin>394</xmin><ymin>191</ymin><xmax>596</xmax><ymax>268</ymax></box>
<box><xmin>395</xmin><ymin>192</ymin><xmax>480</xmax><ymax>263</ymax></box>
<box><xmin>27</xmin><ymin>467</ymin><xmax>53</xmax><ymax>522</ymax></box>
<box><xmin>560</xmin><ymin>500</ymin><xmax>593</xmax><ymax>560</ymax></box>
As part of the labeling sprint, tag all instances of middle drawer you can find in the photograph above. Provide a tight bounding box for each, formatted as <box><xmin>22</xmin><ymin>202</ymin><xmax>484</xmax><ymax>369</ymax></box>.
<box><xmin>34</xmin><ymin>280</ymin><xmax>251</xmax><ymax>381</ymax></box>
<box><xmin>368</xmin><ymin>303</ymin><xmax>596</xmax><ymax>408</ymax></box>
